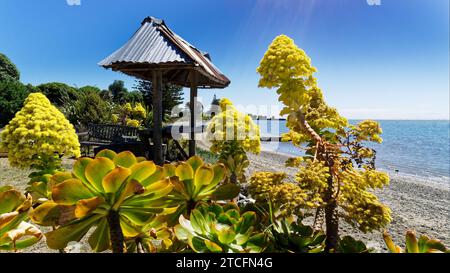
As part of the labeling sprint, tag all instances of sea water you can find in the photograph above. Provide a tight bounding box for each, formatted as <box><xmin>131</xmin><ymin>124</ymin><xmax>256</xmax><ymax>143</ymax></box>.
<box><xmin>256</xmin><ymin>120</ymin><xmax>450</xmax><ymax>182</ymax></box>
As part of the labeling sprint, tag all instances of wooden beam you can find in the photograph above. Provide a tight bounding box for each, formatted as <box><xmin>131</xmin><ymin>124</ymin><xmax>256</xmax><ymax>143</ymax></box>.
<box><xmin>152</xmin><ymin>70</ymin><xmax>164</xmax><ymax>165</ymax></box>
<box><xmin>189</xmin><ymin>71</ymin><xmax>198</xmax><ymax>157</ymax></box>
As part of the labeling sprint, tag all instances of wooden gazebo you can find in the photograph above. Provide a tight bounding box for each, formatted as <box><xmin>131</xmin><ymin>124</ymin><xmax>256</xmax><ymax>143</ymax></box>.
<box><xmin>99</xmin><ymin>17</ymin><xmax>230</xmax><ymax>165</ymax></box>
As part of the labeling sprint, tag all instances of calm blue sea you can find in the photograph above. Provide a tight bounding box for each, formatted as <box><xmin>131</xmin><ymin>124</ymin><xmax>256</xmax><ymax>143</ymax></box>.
<box><xmin>256</xmin><ymin>120</ymin><xmax>450</xmax><ymax>181</ymax></box>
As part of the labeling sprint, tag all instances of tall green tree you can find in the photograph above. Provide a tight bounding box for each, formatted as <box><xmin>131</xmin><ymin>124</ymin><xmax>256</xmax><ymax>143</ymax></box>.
<box><xmin>133</xmin><ymin>80</ymin><xmax>184</xmax><ymax>116</ymax></box>
<box><xmin>108</xmin><ymin>80</ymin><xmax>128</xmax><ymax>103</ymax></box>
<box><xmin>0</xmin><ymin>53</ymin><xmax>20</xmax><ymax>82</ymax></box>
<box><xmin>124</xmin><ymin>91</ymin><xmax>143</xmax><ymax>104</ymax></box>
<box><xmin>0</xmin><ymin>81</ymin><xmax>34</xmax><ymax>127</ymax></box>
<box><xmin>79</xmin><ymin>85</ymin><xmax>102</xmax><ymax>94</ymax></box>
<box><xmin>0</xmin><ymin>53</ymin><xmax>26</xmax><ymax>126</ymax></box>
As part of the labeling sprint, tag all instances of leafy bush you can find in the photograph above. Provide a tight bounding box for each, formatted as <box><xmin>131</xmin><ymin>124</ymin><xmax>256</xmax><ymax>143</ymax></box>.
<box><xmin>0</xmin><ymin>92</ymin><xmax>80</xmax><ymax>168</ymax></box>
<box><xmin>73</xmin><ymin>88</ymin><xmax>112</xmax><ymax>126</ymax></box>
<box><xmin>36</xmin><ymin>82</ymin><xmax>80</xmax><ymax>107</ymax></box>
<box><xmin>0</xmin><ymin>80</ymin><xmax>32</xmax><ymax>127</ymax></box>
<box><xmin>124</xmin><ymin>91</ymin><xmax>143</xmax><ymax>104</ymax></box>
<box><xmin>78</xmin><ymin>85</ymin><xmax>101</xmax><ymax>94</ymax></box>
<box><xmin>0</xmin><ymin>53</ymin><xmax>20</xmax><ymax>82</ymax></box>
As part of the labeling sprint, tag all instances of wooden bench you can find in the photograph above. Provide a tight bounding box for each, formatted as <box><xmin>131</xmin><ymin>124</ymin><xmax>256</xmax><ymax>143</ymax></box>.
<box><xmin>78</xmin><ymin>124</ymin><xmax>139</xmax><ymax>156</ymax></box>
<box><xmin>78</xmin><ymin>124</ymin><xmax>206</xmax><ymax>162</ymax></box>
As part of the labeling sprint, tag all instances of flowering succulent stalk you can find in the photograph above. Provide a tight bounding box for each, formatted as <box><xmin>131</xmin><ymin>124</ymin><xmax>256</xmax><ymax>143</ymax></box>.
<box><xmin>0</xmin><ymin>92</ymin><xmax>80</xmax><ymax>169</ymax></box>
<box><xmin>257</xmin><ymin>35</ymin><xmax>391</xmax><ymax>251</ymax></box>
<box><xmin>206</xmin><ymin>98</ymin><xmax>260</xmax><ymax>184</ymax></box>
<box><xmin>1</xmin><ymin>92</ymin><xmax>81</xmax><ymax>201</ymax></box>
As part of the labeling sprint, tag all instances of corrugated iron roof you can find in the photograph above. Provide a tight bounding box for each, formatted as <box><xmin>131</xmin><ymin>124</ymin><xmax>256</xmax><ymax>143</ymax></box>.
<box><xmin>99</xmin><ymin>17</ymin><xmax>230</xmax><ymax>88</ymax></box>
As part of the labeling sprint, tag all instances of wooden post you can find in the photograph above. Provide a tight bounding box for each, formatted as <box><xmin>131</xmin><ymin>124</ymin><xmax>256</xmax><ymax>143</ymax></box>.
<box><xmin>189</xmin><ymin>71</ymin><xmax>198</xmax><ymax>157</ymax></box>
<box><xmin>152</xmin><ymin>70</ymin><xmax>163</xmax><ymax>165</ymax></box>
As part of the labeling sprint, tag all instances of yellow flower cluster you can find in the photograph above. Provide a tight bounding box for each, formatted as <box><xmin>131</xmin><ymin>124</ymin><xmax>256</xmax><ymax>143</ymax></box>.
<box><xmin>281</xmin><ymin>131</ymin><xmax>310</xmax><ymax>147</ymax></box>
<box><xmin>294</xmin><ymin>159</ymin><xmax>330</xmax><ymax>208</ymax></box>
<box><xmin>113</xmin><ymin>102</ymin><xmax>147</xmax><ymax>128</ymax></box>
<box><xmin>125</xmin><ymin>118</ymin><xmax>140</xmax><ymax>128</ymax></box>
<box><xmin>257</xmin><ymin>35</ymin><xmax>317</xmax><ymax>89</ymax></box>
<box><xmin>352</xmin><ymin>120</ymin><xmax>383</xmax><ymax>143</ymax></box>
<box><xmin>0</xmin><ymin>93</ymin><xmax>80</xmax><ymax>168</ymax></box>
<box><xmin>124</xmin><ymin>102</ymin><xmax>133</xmax><ymax>114</ymax></box>
<box><xmin>337</xmin><ymin>168</ymin><xmax>391</xmax><ymax>232</ymax></box>
<box><xmin>111</xmin><ymin>114</ymin><xmax>119</xmax><ymax>123</ymax></box>
<box><xmin>248</xmin><ymin>172</ymin><xmax>307</xmax><ymax>217</ymax></box>
<box><xmin>257</xmin><ymin>35</ymin><xmax>347</xmax><ymax>143</ymax></box>
<box><xmin>207</xmin><ymin>98</ymin><xmax>260</xmax><ymax>155</ymax></box>
<box><xmin>133</xmin><ymin>103</ymin><xmax>147</xmax><ymax>119</ymax></box>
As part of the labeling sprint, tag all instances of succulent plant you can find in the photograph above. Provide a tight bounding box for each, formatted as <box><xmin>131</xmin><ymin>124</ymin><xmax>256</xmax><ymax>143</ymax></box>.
<box><xmin>267</xmin><ymin>217</ymin><xmax>325</xmax><ymax>253</ymax></box>
<box><xmin>30</xmin><ymin>149</ymin><xmax>175</xmax><ymax>253</ymax></box>
<box><xmin>259</xmin><ymin>201</ymin><xmax>325</xmax><ymax>253</ymax></box>
<box><xmin>0</xmin><ymin>186</ymin><xmax>42</xmax><ymax>251</ymax></box>
<box><xmin>0</xmin><ymin>92</ymin><xmax>80</xmax><ymax>168</ymax></box>
<box><xmin>174</xmin><ymin>202</ymin><xmax>267</xmax><ymax>253</ymax></box>
<box><xmin>25</xmin><ymin>168</ymin><xmax>61</xmax><ymax>201</ymax></box>
<box><xmin>162</xmin><ymin>156</ymin><xmax>240</xmax><ymax>223</ymax></box>
<box><xmin>383</xmin><ymin>230</ymin><xmax>448</xmax><ymax>253</ymax></box>
<box><xmin>125</xmin><ymin>215</ymin><xmax>184</xmax><ymax>253</ymax></box>
<box><xmin>337</xmin><ymin>236</ymin><xmax>370</xmax><ymax>253</ymax></box>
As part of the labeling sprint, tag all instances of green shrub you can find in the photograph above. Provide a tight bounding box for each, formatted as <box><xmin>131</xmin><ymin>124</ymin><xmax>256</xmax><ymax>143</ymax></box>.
<box><xmin>0</xmin><ymin>80</ymin><xmax>32</xmax><ymax>127</ymax></box>
<box><xmin>36</xmin><ymin>82</ymin><xmax>80</xmax><ymax>107</ymax></box>
<box><xmin>0</xmin><ymin>53</ymin><xmax>20</xmax><ymax>82</ymax></box>
<box><xmin>73</xmin><ymin>88</ymin><xmax>113</xmax><ymax>126</ymax></box>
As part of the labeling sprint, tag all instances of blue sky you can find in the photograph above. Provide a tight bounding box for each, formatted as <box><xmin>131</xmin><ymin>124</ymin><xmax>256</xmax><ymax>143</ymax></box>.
<box><xmin>0</xmin><ymin>0</ymin><xmax>448</xmax><ymax>119</ymax></box>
